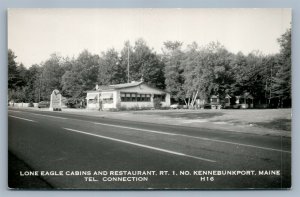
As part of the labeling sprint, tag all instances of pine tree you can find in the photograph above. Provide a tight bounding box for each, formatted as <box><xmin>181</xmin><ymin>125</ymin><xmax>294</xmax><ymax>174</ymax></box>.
<box><xmin>271</xmin><ymin>28</ymin><xmax>291</xmax><ymax>107</ymax></box>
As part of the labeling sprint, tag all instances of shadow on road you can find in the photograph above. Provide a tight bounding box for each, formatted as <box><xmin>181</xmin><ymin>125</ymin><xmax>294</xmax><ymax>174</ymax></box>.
<box><xmin>8</xmin><ymin>151</ymin><xmax>53</xmax><ymax>189</ymax></box>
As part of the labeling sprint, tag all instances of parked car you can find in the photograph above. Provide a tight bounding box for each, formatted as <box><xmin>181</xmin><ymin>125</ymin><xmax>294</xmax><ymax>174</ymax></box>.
<box><xmin>38</xmin><ymin>101</ymin><xmax>50</xmax><ymax>108</ymax></box>
<box><xmin>170</xmin><ymin>103</ymin><xmax>182</xmax><ymax>109</ymax></box>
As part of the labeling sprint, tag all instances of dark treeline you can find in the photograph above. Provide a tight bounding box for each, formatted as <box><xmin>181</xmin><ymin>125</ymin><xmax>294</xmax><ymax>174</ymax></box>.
<box><xmin>8</xmin><ymin>28</ymin><xmax>291</xmax><ymax>108</ymax></box>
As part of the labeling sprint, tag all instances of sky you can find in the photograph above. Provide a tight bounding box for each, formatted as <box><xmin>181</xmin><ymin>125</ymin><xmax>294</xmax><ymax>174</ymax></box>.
<box><xmin>8</xmin><ymin>8</ymin><xmax>291</xmax><ymax>68</ymax></box>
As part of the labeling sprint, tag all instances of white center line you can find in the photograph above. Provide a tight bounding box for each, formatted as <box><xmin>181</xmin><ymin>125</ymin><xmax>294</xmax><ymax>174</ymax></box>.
<box><xmin>93</xmin><ymin>122</ymin><xmax>291</xmax><ymax>154</ymax></box>
<box><xmin>63</xmin><ymin>127</ymin><xmax>216</xmax><ymax>163</ymax></box>
<box><xmin>93</xmin><ymin>122</ymin><xmax>177</xmax><ymax>136</ymax></box>
<box><xmin>8</xmin><ymin>110</ymin><xmax>21</xmax><ymax>113</ymax></box>
<box><xmin>9</xmin><ymin>115</ymin><xmax>36</xmax><ymax>122</ymax></box>
<box><xmin>177</xmin><ymin>134</ymin><xmax>291</xmax><ymax>154</ymax></box>
<box><xmin>8</xmin><ymin>109</ymin><xmax>290</xmax><ymax>154</ymax></box>
<box><xmin>8</xmin><ymin>110</ymin><xmax>68</xmax><ymax>120</ymax></box>
<box><xmin>29</xmin><ymin>113</ymin><xmax>68</xmax><ymax>120</ymax></box>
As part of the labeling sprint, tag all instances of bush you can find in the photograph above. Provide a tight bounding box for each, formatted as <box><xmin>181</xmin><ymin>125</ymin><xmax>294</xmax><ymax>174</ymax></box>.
<box><xmin>108</xmin><ymin>108</ymin><xmax>119</xmax><ymax>112</ymax></box>
<box><xmin>139</xmin><ymin>106</ymin><xmax>151</xmax><ymax>110</ymax></box>
<box><xmin>116</xmin><ymin>104</ymin><xmax>152</xmax><ymax>111</ymax></box>
<box><xmin>117</xmin><ymin>105</ymin><xmax>128</xmax><ymax>111</ymax></box>
<box><xmin>66</xmin><ymin>98</ymin><xmax>82</xmax><ymax>108</ymax></box>
<box><xmin>130</xmin><ymin>105</ymin><xmax>140</xmax><ymax>111</ymax></box>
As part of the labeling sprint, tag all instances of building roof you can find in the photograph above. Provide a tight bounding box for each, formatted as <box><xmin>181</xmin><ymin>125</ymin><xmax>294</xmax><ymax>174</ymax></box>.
<box><xmin>109</xmin><ymin>81</ymin><xmax>143</xmax><ymax>89</ymax></box>
<box><xmin>86</xmin><ymin>81</ymin><xmax>168</xmax><ymax>93</ymax></box>
<box><xmin>98</xmin><ymin>85</ymin><xmax>115</xmax><ymax>91</ymax></box>
<box><xmin>237</xmin><ymin>92</ymin><xmax>254</xmax><ymax>99</ymax></box>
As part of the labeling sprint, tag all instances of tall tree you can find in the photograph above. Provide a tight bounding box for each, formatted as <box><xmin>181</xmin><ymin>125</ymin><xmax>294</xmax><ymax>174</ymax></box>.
<box><xmin>182</xmin><ymin>42</ymin><xmax>233</xmax><ymax>106</ymax></box>
<box><xmin>98</xmin><ymin>48</ymin><xmax>126</xmax><ymax>85</ymax></box>
<box><xmin>119</xmin><ymin>41</ymin><xmax>133</xmax><ymax>83</ymax></box>
<box><xmin>26</xmin><ymin>64</ymin><xmax>43</xmax><ymax>102</ymax></box>
<box><xmin>271</xmin><ymin>28</ymin><xmax>291</xmax><ymax>107</ymax></box>
<box><xmin>8</xmin><ymin>49</ymin><xmax>33</xmax><ymax>102</ymax></box>
<box><xmin>230</xmin><ymin>51</ymin><xmax>266</xmax><ymax>99</ymax></box>
<box><xmin>163</xmin><ymin>41</ymin><xmax>185</xmax><ymax>102</ymax></box>
<box><xmin>61</xmin><ymin>50</ymin><xmax>100</xmax><ymax>99</ymax></box>
<box><xmin>133</xmin><ymin>39</ymin><xmax>165</xmax><ymax>89</ymax></box>
<box><xmin>40</xmin><ymin>53</ymin><xmax>65</xmax><ymax>101</ymax></box>
<box><xmin>16</xmin><ymin>63</ymin><xmax>28</xmax><ymax>87</ymax></box>
<box><xmin>120</xmin><ymin>39</ymin><xmax>165</xmax><ymax>89</ymax></box>
<box><xmin>8</xmin><ymin>49</ymin><xmax>21</xmax><ymax>90</ymax></box>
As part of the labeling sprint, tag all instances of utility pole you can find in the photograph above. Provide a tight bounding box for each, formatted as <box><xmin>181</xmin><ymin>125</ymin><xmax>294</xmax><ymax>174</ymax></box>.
<box><xmin>127</xmin><ymin>45</ymin><xmax>130</xmax><ymax>83</ymax></box>
<box><xmin>269</xmin><ymin>63</ymin><xmax>273</xmax><ymax>106</ymax></box>
<box><xmin>39</xmin><ymin>73</ymin><xmax>42</xmax><ymax>102</ymax></box>
<box><xmin>38</xmin><ymin>79</ymin><xmax>41</xmax><ymax>102</ymax></box>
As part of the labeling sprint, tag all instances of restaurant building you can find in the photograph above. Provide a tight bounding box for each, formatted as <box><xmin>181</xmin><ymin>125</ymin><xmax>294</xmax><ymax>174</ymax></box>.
<box><xmin>86</xmin><ymin>81</ymin><xmax>171</xmax><ymax>110</ymax></box>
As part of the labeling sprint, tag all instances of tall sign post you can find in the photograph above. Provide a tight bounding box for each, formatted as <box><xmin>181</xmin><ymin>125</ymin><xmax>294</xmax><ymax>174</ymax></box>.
<box><xmin>49</xmin><ymin>89</ymin><xmax>62</xmax><ymax>111</ymax></box>
<box><xmin>127</xmin><ymin>45</ymin><xmax>130</xmax><ymax>83</ymax></box>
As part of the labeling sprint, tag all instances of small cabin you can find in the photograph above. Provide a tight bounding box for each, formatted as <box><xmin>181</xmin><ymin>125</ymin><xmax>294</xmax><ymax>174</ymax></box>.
<box><xmin>234</xmin><ymin>93</ymin><xmax>254</xmax><ymax>109</ymax></box>
<box><xmin>210</xmin><ymin>95</ymin><xmax>221</xmax><ymax>109</ymax></box>
<box><xmin>224</xmin><ymin>94</ymin><xmax>231</xmax><ymax>108</ymax></box>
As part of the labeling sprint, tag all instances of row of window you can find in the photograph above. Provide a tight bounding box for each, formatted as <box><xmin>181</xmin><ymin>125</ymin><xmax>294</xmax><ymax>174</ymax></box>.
<box><xmin>88</xmin><ymin>93</ymin><xmax>166</xmax><ymax>103</ymax></box>
<box><xmin>120</xmin><ymin>93</ymin><xmax>166</xmax><ymax>102</ymax></box>
<box><xmin>121</xmin><ymin>93</ymin><xmax>151</xmax><ymax>102</ymax></box>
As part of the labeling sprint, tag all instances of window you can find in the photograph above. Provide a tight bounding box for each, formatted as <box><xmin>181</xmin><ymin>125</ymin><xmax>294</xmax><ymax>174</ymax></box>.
<box><xmin>137</xmin><ymin>94</ymin><xmax>141</xmax><ymax>101</ymax></box>
<box><xmin>126</xmin><ymin>93</ymin><xmax>131</xmax><ymax>101</ymax></box>
<box><xmin>121</xmin><ymin>93</ymin><xmax>126</xmax><ymax>102</ymax></box>
<box><xmin>145</xmin><ymin>94</ymin><xmax>151</xmax><ymax>102</ymax></box>
<box><xmin>87</xmin><ymin>93</ymin><xmax>98</xmax><ymax>104</ymax></box>
<box><xmin>211</xmin><ymin>98</ymin><xmax>218</xmax><ymax>103</ymax></box>
<box><xmin>120</xmin><ymin>92</ymin><xmax>151</xmax><ymax>102</ymax></box>
<box><xmin>131</xmin><ymin>93</ymin><xmax>137</xmax><ymax>102</ymax></box>
<box><xmin>101</xmin><ymin>93</ymin><xmax>113</xmax><ymax>104</ymax></box>
<box><xmin>88</xmin><ymin>99</ymin><xmax>97</xmax><ymax>104</ymax></box>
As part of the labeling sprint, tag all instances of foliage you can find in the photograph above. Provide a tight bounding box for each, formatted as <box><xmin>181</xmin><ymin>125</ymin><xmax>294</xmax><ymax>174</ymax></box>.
<box><xmin>98</xmin><ymin>48</ymin><xmax>126</xmax><ymax>85</ymax></box>
<box><xmin>271</xmin><ymin>28</ymin><xmax>291</xmax><ymax>106</ymax></box>
<box><xmin>40</xmin><ymin>53</ymin><xmax>65</xmax><ymax>101</ymax></box>
<box><xmin>61</xmin><ymin>50</ymin><xmax>100</xmax><ymax>99</ymax></box>
<box><xmin>65</xmin><ymin>98</ymin><xmax>82</xmax><ymax>108</ymax></box>
<box><xmin>181</xmin><ymin>42</ymin><xmax>234</xmax><ymax>106</ymax></box>
<box><xmin>8</xmin><ymin>49</ymin><xmax>21</xmax><ymax>90</ymax></box>
<box><xmin>8</xmin><ymin>28</ymin><xmax>291</xmax><ymax>108</ymax></box>
<box><xmin>120</xmin><ymin>39</ymin><xmax>166</xmax><ymax>89</ymax></box>
<box><xmin>163</xmin><ymin>41</ymin><xmax>185</xmax><ymax>102</ymax></box>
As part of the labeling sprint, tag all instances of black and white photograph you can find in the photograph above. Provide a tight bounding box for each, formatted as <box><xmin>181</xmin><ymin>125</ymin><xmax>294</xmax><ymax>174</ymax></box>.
<box><xmin>7</xmin><ymin>8</ymin><xmax>292</xmax><ymax>189</ymax></box>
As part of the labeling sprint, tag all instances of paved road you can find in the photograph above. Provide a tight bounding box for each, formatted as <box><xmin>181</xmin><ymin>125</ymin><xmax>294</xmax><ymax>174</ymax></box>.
<box><xmin>8</xmin><ymin>108</ymin><xmax>291</xmax><ymax>189</ymax></box>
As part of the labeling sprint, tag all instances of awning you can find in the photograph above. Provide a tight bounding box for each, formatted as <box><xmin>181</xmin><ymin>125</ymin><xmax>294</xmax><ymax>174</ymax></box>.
<box><xmin>101</xmin><ymin>93</ymin><xmax>113</xmax><ymax>99</ymax></box>
<box><xmin>86</xmin><ymin>93</ymin><xmax>98</xmax><ymax>100</ymax></box>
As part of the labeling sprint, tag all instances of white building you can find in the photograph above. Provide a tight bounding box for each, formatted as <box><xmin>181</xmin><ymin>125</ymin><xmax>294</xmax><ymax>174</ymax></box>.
<box><xmin>86</xmin><ymin>81</ymin><xmax>171</xmax><ymax>110</ymax></box>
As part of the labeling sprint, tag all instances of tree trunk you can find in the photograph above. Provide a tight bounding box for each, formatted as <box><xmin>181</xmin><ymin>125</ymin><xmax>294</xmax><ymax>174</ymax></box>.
<box><xmin>183</xmin><ymin>99</ymin><xmax>188</xmax><ymax>106</ymax></box>
<box><xmin>191</xmin><ymin>90</ymin><xmax>199</xmax><ymax>107</ymax></box>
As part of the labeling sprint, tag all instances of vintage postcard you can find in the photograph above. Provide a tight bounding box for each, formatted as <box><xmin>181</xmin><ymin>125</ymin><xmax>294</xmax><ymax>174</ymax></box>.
<box><xmin>8</xmin><ymin>8</ymin><xmax>291</xmax><ymax>189</ymax></box>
